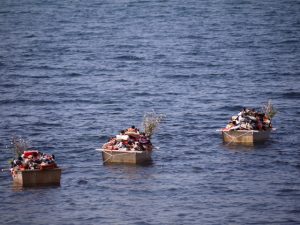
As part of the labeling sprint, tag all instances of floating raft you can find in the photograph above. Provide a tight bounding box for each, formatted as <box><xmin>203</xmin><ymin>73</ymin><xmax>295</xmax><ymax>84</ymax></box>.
<box><xmin>12</xmin><ymin>168</ymin><xmax>62</xmax><ymax>187</ymax></box>
<box><xmin>97</xmin><ymin>149</ymin><xmax>152</xmax><ymax>164</ymax></box>
<box><xmin>220</xmin><ymin>129</ymin><xmax>272</xmax><ymax>144</ymax></box>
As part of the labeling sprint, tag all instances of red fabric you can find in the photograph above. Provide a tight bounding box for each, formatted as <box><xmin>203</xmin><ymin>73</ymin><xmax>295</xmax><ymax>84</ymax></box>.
<box><xmin>23</xmin><ymin>150</ymin><xmax>39</xmax><ymax>158</ymax></box>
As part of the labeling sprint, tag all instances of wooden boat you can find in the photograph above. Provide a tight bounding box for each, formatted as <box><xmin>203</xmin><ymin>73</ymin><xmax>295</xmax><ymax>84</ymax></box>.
<box><xmin>97</xmin><ymin>149</ymin><xmax>152</xmax><ymax>164</ymax></box>
<box><xmin>12</xmin><ymin>168</ymin><xmax>62</xmax><ymax>187</ymax></box>
<box><xmin>221</xmin><ymin>129</ymin><xmax>272</xmax><ymax>145</ymax></box>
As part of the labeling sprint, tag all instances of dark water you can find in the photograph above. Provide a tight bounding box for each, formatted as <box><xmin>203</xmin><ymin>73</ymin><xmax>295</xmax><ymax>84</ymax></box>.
<box><xmin>1</xmin><ymin>0</ymin><xmax>300</xmax><ymax>224</ymax></box>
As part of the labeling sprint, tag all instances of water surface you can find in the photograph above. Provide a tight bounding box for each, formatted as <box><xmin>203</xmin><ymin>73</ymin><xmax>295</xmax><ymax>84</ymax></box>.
<box><xmin>0</xmin><ymin>1</ymin><xmax>300</xmax><ymax>224</ymax></box>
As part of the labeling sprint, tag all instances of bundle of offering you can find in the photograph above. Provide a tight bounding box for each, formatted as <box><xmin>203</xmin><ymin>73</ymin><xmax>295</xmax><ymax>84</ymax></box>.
<box><xmin>224</xmin><ymin>108</ymin><xmax>272</xmax><ymax>131</ymax></box>
<box><xmin>8</xmin><ymin>136</ymin><xmax>61</xmax><ymax>186</ymax></box>
<box><xmin>102</xmin><ymin>126</ymin><xmax>153</xmax><ymax>152</ymax></box>
<box><xmin>11</xmin><ymin>150</ymin><xmax>57</xmax><ymax>172</ymax></box>
<box><xmin>98</xmin><ymin>111</ymin><xmax>165</xmax><ymax>164</ymax></box>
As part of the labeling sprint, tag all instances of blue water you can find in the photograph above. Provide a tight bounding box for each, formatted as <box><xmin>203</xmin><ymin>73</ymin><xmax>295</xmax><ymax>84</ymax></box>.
<box><xmin>1</xmin><ymin>0</ymin><xmax>300</xmax><ymax>224</ymax></box>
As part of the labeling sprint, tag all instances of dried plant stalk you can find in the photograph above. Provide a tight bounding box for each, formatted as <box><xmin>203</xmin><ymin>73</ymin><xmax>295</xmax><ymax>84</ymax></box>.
<box><xmin>262</xmin><ymin>100</ymin><xmax>277</xmax><ymax>119</ymax></box>
<box><xmin>142</xmin><ymin>111</ymin><xmax>165</xmax><ymax>137</ymax></box>
<box><xmin>11</xmin><ymin>136</ymin><xmax>30</xmax><ymax>157</ymax></box>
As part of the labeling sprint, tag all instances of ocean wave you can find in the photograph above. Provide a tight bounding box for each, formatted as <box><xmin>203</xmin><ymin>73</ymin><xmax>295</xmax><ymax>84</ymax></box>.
<box><xmin>282</xmin><ymin>92</ymin><xmax>300</xmax><ymax>99</ymax></box>
<box><xmin>113</xmin><ymin>55</ymin><xmax>145</xmax><ymax>61</ymax></box>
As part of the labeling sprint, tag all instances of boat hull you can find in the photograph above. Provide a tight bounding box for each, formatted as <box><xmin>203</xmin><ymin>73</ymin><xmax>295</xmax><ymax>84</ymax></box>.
<box><xmin>12</xmin><ymin>168</ymin><xmax>61</xmax><ymax>187</ymax></box>
<box><xmin>101</xmin><ymin>150</ymin><xmax>152</xmax><ymax>164</ymax></box>
<box><xmin>222</xmin><ymin>130</ymin><xmax>271</xmax><ymax>144</ymax></box>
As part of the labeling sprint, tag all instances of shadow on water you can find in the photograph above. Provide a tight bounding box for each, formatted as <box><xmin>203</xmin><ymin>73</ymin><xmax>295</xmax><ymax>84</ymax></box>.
<box><xmin>103</xmin><ymin>160</ymin><xmax>154</xmax><ymax>170</ymax></box>
<box><xmin>11</xmin><ymin>183</ymin><xmax>61</xmax><ymax>192</ymax></box>
<box><xmin>101</xmin><ymin>162</ymin><xmax>155</xmax><ymax>179</ymax></box>
<box><xmin>221</xmin><ymin>141</ymin><xmax>273</xmax><ymax>152</ymax></box>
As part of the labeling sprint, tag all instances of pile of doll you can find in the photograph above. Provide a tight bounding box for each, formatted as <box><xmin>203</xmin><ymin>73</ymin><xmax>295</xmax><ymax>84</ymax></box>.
<box><xmin>102</xmin><ymin>126</ymin><xmax>153</xmax><ymax>151</ymax></box>
<box><xmin>11</xmin><ymin>150</ymin><xmax>57</xmax><ymax>171</ymax></box>
<box><xmin>225</xmin><ymin>108</ymin><xmax>272</xmax><ymax>131</ymax></box>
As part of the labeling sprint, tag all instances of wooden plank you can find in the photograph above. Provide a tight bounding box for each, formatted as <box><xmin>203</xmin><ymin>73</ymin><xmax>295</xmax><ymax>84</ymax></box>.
<box><xmin>222</xmin><ymin>130</ymin><xmax>271</xmax><ymax>144</ymax></box>
<box><xmin>12</xmin><ymin>168</ymin><xmax>61</xmax><ymax>187</ymax></box>
<box><xmin>101</xmin><ymin>150</ymin><xmax>152</xmax><ymax>164</ymax></box>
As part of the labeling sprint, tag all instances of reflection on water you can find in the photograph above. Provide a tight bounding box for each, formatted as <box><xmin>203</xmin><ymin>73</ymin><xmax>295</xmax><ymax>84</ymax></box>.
<box><xmin>221</xmin><ymin>143</ymin><xmax>255</xmax><ymax>152</ymax></box>
<box><xmin>221</xmin><ymin>141</ymin><xmax>275</xmax><ymax>152</ymax></box>
<box><xmin>103</xmin><ymin>163</ymin><xmax>155</xmax><ymax>180</ymax></box>
<box><xmin>11</xmin><ymin>182</ymin><xmax>61</xmax><ymax>192</ymax></box>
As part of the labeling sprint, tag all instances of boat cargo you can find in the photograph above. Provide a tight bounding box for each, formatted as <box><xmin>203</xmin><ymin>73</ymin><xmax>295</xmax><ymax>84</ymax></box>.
<box><xmin>98</xmin><ymin>149</ymin><xmax>152</xmax><ymax>164</ymax></box>
<box><xmin>12</xmin><ymin>168</ymin><xmax>61</xmax><ymax>187</ymax></box>
<box><xmin>99</xmin><ymin>125</ymin><xmax>154</xmax><ymax>164</ymax></box>
<box><xmin>219</xmin><ymin>106</ymin><xmax>275</xmax><ymax>145</ymax></box>
<box><xmin>10</xmin><ymin>150</ymin><xmax>61</xmax><ymax>187</ymax></box>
